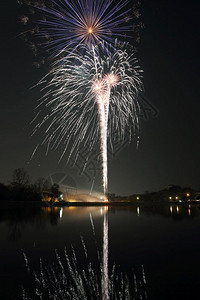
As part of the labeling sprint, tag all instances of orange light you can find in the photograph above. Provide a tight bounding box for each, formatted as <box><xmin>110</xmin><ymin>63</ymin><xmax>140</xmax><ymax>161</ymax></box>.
<box><xmin>68</xmin><ymin>199</ymin><xmax>76</xmax><ymax>202</ymax></box>
<box><xmin>88</xmin><ymin>27</ymin><xmax>93</xmax><ymax>34</ymax></box>
<box><xmin>186</xmin><ymin>193</ymin><xmax>190</xmax><ymax>197</ymax></box>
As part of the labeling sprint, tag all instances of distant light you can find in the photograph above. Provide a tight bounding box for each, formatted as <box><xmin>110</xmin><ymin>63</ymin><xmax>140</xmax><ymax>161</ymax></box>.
<box><xmin>169</xmin><ymin>196</ymin><xmax>172</xmax><ymax>200</ymax></box>
<box><xmin>186</xmin><ymin>193</ymin><xmax>190</xmax><ymax>197</ymax></box>
<box><xmin>175</xmin><ymin>196</ymin><xmax>179</xmax><ymax>200</ymax></box>
<box><xmin>170</xmin><ymin>206</ymin><xmax>173</xmax><ymax>214</ymax></box>
<box><xmin>179</xmin><ymin>200</ymin><xmax>182</xmax><ymax>203</ymax></box>
<box><xmin>176</xmin><ymin>206</ymin><xmax>179</xmax><ymax>214</ymax></box>
<box><xmin>136</xmin><ymin>196</ymin><xmax>140</xmax><ymax>200</ymax></box>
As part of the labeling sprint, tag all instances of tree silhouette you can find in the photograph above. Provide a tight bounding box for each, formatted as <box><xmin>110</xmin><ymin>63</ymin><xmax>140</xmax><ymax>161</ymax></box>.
<box><xmin>11</xmin><ymin>168</ymin><xmax>30</xmax><ymax>187</ymax></box>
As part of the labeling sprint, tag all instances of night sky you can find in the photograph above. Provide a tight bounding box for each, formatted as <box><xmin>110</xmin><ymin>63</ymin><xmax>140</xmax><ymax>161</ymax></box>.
<box><xmin>0</xmin><ymin>0</ymin><xmax>199</xmax><ymax>195</ymax></box>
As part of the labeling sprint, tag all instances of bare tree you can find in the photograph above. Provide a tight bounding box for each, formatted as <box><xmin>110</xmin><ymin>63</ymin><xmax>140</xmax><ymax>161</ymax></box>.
<box><xmin>33</xmin><ymin>177</ymin><xmax>51</xmax><ymax>193</ymax></box>
<box><xmin>11</xmin><ymin>168</ymin><xmax>30</xmax><ymax>187</ymax></box>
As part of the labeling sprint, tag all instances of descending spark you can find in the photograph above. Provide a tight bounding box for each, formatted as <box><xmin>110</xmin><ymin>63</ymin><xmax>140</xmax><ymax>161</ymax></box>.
<box><xmin>30</xmin><ymin>143</ymin><xmax>39</xmax><ymax>160</ymax></box>
<box><xmin>33</xmin><ymin>45</ymin><xmax>143</xmax><ymax>194</ymax></box>
<box><xmin>31</xmin><ymin>0</ymin><xmax>134</xmax><ymax>56</ymax></box>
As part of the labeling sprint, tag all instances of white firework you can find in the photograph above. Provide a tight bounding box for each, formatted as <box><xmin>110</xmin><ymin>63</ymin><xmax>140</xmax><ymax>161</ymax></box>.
<box><xmin>33</xmin><ymin>45</ymin><xmax>143</xmax><ymax>195</ymax></box>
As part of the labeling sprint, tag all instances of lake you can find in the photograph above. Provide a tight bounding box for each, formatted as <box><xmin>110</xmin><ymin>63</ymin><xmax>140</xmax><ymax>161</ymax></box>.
<box><xmin>0</xmin><ymin>203</ymin><xmax>200</xmax><ymax>299</ymax></box>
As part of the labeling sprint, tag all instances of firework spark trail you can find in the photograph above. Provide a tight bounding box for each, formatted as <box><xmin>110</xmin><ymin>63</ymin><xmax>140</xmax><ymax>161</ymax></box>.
<box><xmin>33</xmin><ymin>45</ymin><xmax>143</xmax><ymax>194</ymax></box>
<box><xmin>96</xmin><ymin>91</ymin><xmax>109</xmax><ymax>196</ymax></box>
<box><xmin>93</xmin><ymin>72</ymin><xmax>119</xmax><ymax>195</ymax></box>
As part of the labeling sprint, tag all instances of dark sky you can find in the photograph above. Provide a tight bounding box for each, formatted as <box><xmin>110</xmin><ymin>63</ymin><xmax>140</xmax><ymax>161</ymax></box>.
<box><xmin>0</xmin><ymin>0</ymin><xmax>199</xmax><ymax>195</ymax></box>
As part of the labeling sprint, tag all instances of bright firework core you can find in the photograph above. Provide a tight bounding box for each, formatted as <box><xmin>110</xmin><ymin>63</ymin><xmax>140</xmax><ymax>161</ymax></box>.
<box><xmin>105</xmin><ymin>73</ymin><xmax>119</xmax><ymax>87</ymax></box>
<box><xmin>93</xmin><ymin>74</ymin><xmax>119</xmax><ymax>99</ymax></box>
<box><xmin>87</xmin><ymin>27</ymin><xmax>93</xmax><ymax>34</ymax></box>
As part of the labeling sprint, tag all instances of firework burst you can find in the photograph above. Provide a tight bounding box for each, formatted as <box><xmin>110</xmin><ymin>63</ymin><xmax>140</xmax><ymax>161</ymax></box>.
<box><xmin>32</xmin><ymin>45</ymin><xmax>143</xmax><ymax>194</ymax></box>
<box><xmin>19</xmin><ymin>0</ymin><xmax>142</xmax><ymax>60</ymax></box>
<box><xmin>40</xmin><ymin>0</ymin><xmax>132</xmax><ymax>53</ymax></box>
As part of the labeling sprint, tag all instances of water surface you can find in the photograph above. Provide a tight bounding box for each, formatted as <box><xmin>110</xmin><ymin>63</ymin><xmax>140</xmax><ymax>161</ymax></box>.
<box><xmin>0</xmin><ymin>203</ymin><xmax>200</xmax><ymax>299</ymax></box>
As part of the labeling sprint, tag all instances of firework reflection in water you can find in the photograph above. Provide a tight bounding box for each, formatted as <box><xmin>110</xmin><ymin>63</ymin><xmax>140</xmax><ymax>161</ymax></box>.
<box><xmin>22</xmin><ymin>210</ymin><xmax>147</xmax><ymax>300</ymax></box>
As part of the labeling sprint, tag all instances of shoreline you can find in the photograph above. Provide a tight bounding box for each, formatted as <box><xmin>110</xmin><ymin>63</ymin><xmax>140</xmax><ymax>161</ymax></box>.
<box><xmin>0</xmin><ymin>200</ymin><xmax>199</xmax><ymax>208</ymax></box>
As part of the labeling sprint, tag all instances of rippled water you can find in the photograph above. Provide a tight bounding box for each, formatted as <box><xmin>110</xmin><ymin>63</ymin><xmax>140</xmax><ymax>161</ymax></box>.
<box><xmin>0</xmin><ymin>203</ymin><xmax>200</xmax><ymax>299</ymax></box>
